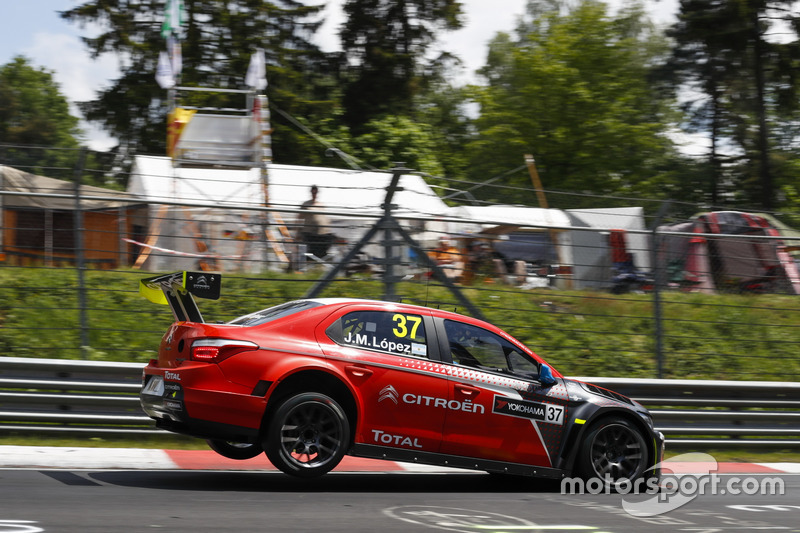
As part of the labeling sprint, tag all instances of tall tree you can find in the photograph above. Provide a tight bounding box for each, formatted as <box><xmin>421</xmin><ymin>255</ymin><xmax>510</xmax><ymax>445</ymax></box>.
<box><xmin>61</xmin><ymin>0</ymin><xmax>337</xmax><ymax>165</ymax></box>
<box><xmin>0</xmin><ymin>56</ymin><xmax>82</xmax><ymax>148</ymax></box>
<box><xmin>413</xmin><ymin>55</ymin><xmax>474</xmax><ymax>179</ymax></box>
<box><xmin>667</xmin><ymin>0</ymin><xmax>740</xmax><ymax>206</ymax></box>
<box><xmin>668</xmin><ymin>0</ymin><xmax>800</xmax><ymax>209</ymax></box>
<box><xmin>467</xmin><ymin>0</ymin><xmax>681</xmax><ymax>207</ymax></box>
<box><xmin>0</xmin><ymin>56</ymin><xmax>83</xmax><ymax>179</ymax></box>
<box><xmin>339</xmin><ymin>0</ymin><xmax>464</xmax><ymax>131</ymax></box>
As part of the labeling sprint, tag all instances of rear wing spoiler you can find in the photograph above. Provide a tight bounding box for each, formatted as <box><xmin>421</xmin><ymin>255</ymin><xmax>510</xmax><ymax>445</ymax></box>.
<box><xmin>139</xmin><ymin>271</ymin><xmax>221</xmax><ymax>323</ymax></box>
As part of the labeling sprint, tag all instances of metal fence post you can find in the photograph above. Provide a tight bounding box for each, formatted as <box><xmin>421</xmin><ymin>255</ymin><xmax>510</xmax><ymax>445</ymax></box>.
<box><xmin>72</xmin><ymin>148</ymin><xmax>90</xmax><ymax>356</ymax></box>
<box><xmin>650</xmin><ymin>201</ymin><xmax>671</xmax><ymax>379</ymax></box>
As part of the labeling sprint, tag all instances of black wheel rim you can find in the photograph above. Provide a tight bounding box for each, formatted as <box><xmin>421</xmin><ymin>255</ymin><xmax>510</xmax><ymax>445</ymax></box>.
<box><xmin>589</xmin><ymin>423</ymin><xmax>645</xmax><ymax>481</ymax></box>
<box><xmin>279</xmin><ymin>400</ymin><xmax>344</xmax><ymax>470</ymax></box>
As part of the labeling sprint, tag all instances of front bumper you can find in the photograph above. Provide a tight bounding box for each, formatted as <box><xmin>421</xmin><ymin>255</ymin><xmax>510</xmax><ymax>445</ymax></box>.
<box><xmin>650</xmin><ymin>429</ymin><xmax>666</xmax><ymax>479</ymax></box>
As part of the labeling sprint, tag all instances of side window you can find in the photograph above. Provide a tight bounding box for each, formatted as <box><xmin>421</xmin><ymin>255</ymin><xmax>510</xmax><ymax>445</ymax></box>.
<box><xmin>339</xmin><ymin>311</ymin><xmax>428</xmax><ymax>358</ymax></box>
<box><xmin>444</xmin><ymin>320</ymin><xmax>538</xmax><ymax>377</ymax></box>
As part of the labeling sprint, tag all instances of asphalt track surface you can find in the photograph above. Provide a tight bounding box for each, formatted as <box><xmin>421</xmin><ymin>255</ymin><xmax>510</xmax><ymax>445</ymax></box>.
<box><xmin>1</xmin><ymin>448</ymin><xmax>798</xmax><ymax>533</ymax></box>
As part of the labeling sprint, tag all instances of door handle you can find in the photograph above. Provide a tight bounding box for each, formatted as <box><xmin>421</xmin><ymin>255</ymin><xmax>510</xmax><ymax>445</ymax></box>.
<box><xmin>455</xmin><ymin>383</ymin><xmax>480</xmax><ymax>397</ymax></box>
<box><xmin>345</xmin><ymin>365</ymin><xmax>373</xmax><ymax>378</ymax></box>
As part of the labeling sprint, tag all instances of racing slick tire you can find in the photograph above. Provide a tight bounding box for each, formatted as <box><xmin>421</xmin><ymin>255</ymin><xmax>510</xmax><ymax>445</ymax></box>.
<box><xmin>206</xmin><ymin>439</ymin><xmax>264</xmax><ymax>460</ymax></box>
<box><xmin>264</xmin><ymin>392</ymin><xmax>350</xmax><ymax>478</ymax></box>
<box><xmin>575</xmin><ymin>416</ymin><xmax>649</xmax><ymax>488</ymax></box>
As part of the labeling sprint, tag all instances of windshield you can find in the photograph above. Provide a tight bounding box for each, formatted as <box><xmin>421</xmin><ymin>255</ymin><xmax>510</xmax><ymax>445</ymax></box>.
<box><xmin>228</xmin><ymin>300</ymin><xmax>323</xmax><ymax>327</ymax></box>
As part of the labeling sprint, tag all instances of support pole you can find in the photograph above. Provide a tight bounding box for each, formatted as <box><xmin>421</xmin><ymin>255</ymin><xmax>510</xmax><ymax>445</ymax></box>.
<box><xmin>304</xmin><ymin>223</ymin><xmax>383</xmax><ymax>299</ymax></box>
<box><xmin>304</xmin><ymin>165</ymin><xmax>487</xmax><ymax>321</ymax></box>
<box><xmin>393</xmin><ymin>223</ymin><xmax>487</xmax><ymax>322</ymax></box>
<box><xmin>72</xmin><ymin>148</ymin><xmax>90</xmax><ymax>356</ymax></box>
<box><xmin>651</xmin><ymin>200</ymin><xmax>671</xmax><ymax>379</ymax></box>
<box><xmin>381</xmin><ymin>168</ymin><xmax>406</xmax><ymax>301</ymax></box>
<box><xmin>525</xmin><ymin>154</ymin><xmax>548</xmax><ymax>209</ymax></box>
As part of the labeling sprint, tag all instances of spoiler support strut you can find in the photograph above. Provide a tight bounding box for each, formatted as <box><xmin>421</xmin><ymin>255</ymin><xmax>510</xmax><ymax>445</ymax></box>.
<box><xmin>139</xmin><ymin>271</ymin><xmax>221</xmax><ymax>323</ymax></box>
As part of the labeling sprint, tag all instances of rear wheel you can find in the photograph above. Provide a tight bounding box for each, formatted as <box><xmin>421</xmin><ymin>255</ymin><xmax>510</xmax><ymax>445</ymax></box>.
<box><xmin>206</xmin><ymin>439</ymin><xmax>263</xmax><ymax>460</ymax></box>
<box><xmin>264</xmin><ymin>392</ymin><xmax>350</xmax><ymax>478</ymax></box>
<box><xmin>576</xmin><ymin>417</ymin><xmax>649</xmax><ymax>487</ymax></box>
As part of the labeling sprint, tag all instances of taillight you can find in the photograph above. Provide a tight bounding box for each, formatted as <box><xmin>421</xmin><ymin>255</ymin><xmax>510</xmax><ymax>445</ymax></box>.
<box><xmin>191</xmin><ymin>339</ymin><xmax>259</xmax><ymax>363</ymax></box>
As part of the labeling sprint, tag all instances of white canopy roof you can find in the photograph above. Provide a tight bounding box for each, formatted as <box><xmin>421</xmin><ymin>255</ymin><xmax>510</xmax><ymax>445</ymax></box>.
<box><xmin>450</xmin><ymin>205</ymin><xmax>572</xmax><ymax>232</ymax></box>
<box><xmin>129</xmin><ymin>155</ymin><xmax>449</xmax><ymax>219</ymax></box>
<box><xmin>567</xmin><ymin>207</ymin><xmax>646</xmax><ymax>231</ymax></box>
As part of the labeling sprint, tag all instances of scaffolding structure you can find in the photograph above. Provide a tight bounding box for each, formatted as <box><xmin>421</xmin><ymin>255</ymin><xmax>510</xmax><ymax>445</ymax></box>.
<box><xmin>132</xmin><ymin>84</ymin><xmax>285</xmax><ymax>272</ymax></box>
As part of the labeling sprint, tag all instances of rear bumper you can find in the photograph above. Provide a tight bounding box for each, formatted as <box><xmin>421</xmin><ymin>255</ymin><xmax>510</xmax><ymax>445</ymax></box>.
<box><xmin>140</xmin><ymin>367</ymin><xmax>265</xmax><ymax>443</ymax></box>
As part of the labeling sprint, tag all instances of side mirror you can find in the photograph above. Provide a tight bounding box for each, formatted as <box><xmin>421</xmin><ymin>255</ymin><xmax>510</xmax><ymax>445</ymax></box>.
<box><xmin>539</xmin><ymin>364</ymin><xmax>557</xmax><ymax>387</ymax></box>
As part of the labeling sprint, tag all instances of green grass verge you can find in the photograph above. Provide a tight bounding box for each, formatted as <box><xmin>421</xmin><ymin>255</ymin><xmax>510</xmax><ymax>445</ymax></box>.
<box><xmin>2</xmin><ymin>266</ymin><xmax>800</xmax><ymax>380</ymax></box>
<box><xmin>0</xmin><ymin>434</ymin><xmax>208</xmax><ymax>450</ymax></box>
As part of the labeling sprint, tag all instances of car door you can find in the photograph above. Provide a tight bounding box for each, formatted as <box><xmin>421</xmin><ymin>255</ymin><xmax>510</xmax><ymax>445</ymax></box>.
<box><xmin>319</xmin><ymin>307</ymin><xmax>449</xmax><ymax>454</ymax></box>
<box><xmin>436</xmin><ymin>317</ymin><xmax>568</xmax><ymax>468</ymax></box>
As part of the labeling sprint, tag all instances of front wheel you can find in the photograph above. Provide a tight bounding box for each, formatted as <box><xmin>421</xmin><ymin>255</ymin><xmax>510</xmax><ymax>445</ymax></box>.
<box><xmin>264</xmin><ymin>392</ymin><xmax>350</xmax><ymax>478</ymax></box>
<box><xmin>576</xmin><ymin>417</ymin><xmax>649</xmax><ymax>487</ymax></box>
<box><xmin>206</xmin><ymin>439</ymin><xmax>263</xmax><ymax>460</ymax></box>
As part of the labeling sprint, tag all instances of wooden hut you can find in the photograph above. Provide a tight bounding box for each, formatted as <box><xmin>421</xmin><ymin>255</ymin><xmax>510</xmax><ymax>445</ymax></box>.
<box><xmin>1</xmin><ymin>166</ymin><xmax>147</xmax><ymax>268</ymax></box>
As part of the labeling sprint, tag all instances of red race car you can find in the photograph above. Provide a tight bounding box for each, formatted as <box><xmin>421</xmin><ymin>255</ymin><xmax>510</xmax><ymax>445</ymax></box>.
<box><xmin>140</xmin><ymin>272</ymin><xmax>663</xmax><ymax>484</ymax></box>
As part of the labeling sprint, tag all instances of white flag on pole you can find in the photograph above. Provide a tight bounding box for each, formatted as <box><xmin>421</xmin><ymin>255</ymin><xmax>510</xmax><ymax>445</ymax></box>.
<box><xmin>162</xmin><ymin>0</ymin><xmax>185</xmax><ymax>40</ymax></box>
<box><xmin>245</xmin><ymin>49</ymin><xmax>267</xmax><ymax>91</ymax></box>
<box><xmin>156</xmin><ymin>50</ymin><xmax>175</xmax><ymax>88</ymax></box>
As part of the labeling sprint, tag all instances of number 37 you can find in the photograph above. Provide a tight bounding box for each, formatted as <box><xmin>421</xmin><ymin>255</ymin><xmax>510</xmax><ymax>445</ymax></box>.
<box><xmin>393</xmin><ymin>314</ymin><xmax>422</xmax><ymax>339</ymax></box>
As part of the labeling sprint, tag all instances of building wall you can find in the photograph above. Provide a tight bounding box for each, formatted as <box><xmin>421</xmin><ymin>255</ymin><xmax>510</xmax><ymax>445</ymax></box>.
<box><xmin>2</xmin><ymin>207</ymin><xmax>145</xmax><ymax>268</ymax></box>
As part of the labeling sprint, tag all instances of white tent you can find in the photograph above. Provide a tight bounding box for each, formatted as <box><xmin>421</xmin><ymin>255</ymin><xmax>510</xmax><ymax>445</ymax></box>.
<box><xmin>450</xmin><ymin>205</ymin><xmax>572</xmax><ymax>232</ymax></box>
<box><xmin>129</xmin><ymin>155</ymin><xmax>448</xmax><ymax>218</ymax></box>
<box><xmin>448</xmin><ymin>204</ymin><xmax>649</xmax><ymax>290</ymax></box>
<box><xmin>566</xmin><ymin>207</ymin><xmax>650</xmax><ymax>289</ymax></box>
<box><xmin>128</xmin><ymin>155</ymin><xmax>450</xmax><ymax>272</ymax></box>
<box><xmin>448</xmin><ymin>205</ymin><xmax>574</xmax><ymax>287</ymax></box>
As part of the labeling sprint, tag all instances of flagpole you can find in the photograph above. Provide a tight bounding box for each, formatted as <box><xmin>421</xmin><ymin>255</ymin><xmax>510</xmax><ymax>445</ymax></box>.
<box><xmin>162</xmin><ymin>0</ymin><xmax>186</xmax><ymax>270</ymax></box>
<box><xmin>245</xmin><ymin>49</ymin><xmax>282</xmax><ymax>270</ymax></box>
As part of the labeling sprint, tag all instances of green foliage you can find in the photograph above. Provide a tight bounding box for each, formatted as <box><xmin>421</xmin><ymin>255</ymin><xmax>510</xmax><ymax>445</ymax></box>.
<box><xmin>778</xmin><ymin>169</ymin><xmax>800</xmax><ymax>228</ymax></box>
<box><xmin>0</xmin><ymin>56</ymin><xmax>82</xmax><ymax>148</ymax></box>
<box><xmin>413</xmin><ymin>66</ymin><xmax>475</xmax><ymax>179</ymax></box>
<box><xmin>0</xmin><ymin>56</ymin><xmax>90</xmax><ymax>179</ymax></box>
<box><xmin>2</xmin><ymin>268</ymin><xmax>800</xmax><ymax>382</ymax></box>
<box><xmin>668</xmin><ymin>0</ymin><xmax>800</xmax><ymax>209</ymax></box>
<box><xmin>340</xmin><ymin>0</ymin><xmax>464</xmax><ymax>131</ymax></box>
<box><xmin>466</xmin><ymin>0</ymin><xmax>681</xmax><ymax>206</ymax></box>
<box><xmin>351</xmin><ymin>115</ymin><xmax>445</xmax><ymax>174</ymax></box>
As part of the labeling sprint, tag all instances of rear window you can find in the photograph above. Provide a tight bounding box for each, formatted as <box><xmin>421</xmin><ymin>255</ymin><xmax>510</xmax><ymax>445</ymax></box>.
<box><xmin>228</xmin><ymin>300</ymin><xmax>323</xmax><ymax>326</ymax></box>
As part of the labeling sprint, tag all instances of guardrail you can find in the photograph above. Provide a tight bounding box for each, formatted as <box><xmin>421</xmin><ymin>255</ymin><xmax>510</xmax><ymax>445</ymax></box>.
<box><xmin>0</xmin><ymin>357</ymin><xmax>158</xmax><ymax>437</ymax></box>
<box><xmin>2</xmin><ymin>357</ymin><xmax>799</xmax><ymax>448</ymax></box>
<box><xmin>574</xmin><ymin>376</ymin><xmax>800</xmax><ymax>448</ymax></box>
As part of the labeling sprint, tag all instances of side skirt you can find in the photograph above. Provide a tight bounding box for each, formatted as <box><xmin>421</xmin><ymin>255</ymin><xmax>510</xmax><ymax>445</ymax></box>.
<box><xmin>351</xmin><ymin>443</ymin><xmax>568</xmax><ymax>480</ymax></box>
